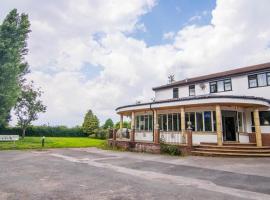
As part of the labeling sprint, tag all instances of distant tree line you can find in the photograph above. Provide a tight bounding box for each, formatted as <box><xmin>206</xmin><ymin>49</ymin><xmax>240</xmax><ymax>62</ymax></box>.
<box><xmin>0</xmin><ymin>125</ymin><xmax>86</xmax><ymax>137</ymax></box>
<box><xmin>0</xmin><ymin>109</ymin><xmax>131</xmax><ymax>139</ymax></box>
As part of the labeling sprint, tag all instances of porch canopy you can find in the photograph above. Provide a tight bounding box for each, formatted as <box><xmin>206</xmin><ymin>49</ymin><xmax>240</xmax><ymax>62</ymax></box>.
<box><xmin>116</xmin><ymin>95</ymin><xmax>270</xmax><ymax>114</ymax></box>
<box><xmin>115</xmin><ymin>95</ymin><xmax>270</xmax><ymax>147</ymax></box>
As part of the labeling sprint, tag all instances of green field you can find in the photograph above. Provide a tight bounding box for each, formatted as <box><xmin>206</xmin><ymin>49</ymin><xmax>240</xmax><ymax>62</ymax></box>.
<box><xmin>0</xmin><ymin>137</ymin><xmax>106</xmax><ymax>150</ymax></box>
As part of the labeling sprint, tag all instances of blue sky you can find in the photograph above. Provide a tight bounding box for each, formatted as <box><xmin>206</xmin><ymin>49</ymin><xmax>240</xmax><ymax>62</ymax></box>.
<box><xmin>131</xmin><ymin>0</ymin><xmax>216</xmax><ymax>46</ymax></box>
<box><xmin>86</xmin><ymin>0</ymin><xmax>216</xmax><ymax>81</ymax></box>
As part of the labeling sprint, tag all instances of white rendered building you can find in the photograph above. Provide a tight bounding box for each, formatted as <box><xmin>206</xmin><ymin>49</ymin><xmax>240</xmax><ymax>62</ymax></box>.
<box><xmin>116</xmin><ymin>63</ymin><xmax>270</xmax><ymax>147</ymax></box>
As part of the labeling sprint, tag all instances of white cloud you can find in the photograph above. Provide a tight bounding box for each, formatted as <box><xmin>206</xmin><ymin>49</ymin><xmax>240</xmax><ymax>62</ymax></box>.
<box><xmin>188</xmin><ymin>15</ymin><xmax>202</xmax><ymax>22</ymax></box>
<box><xmin>173</xmin><ymin>0</ymin><xmax>270</xmax><ymax>77</ymax></box>
<box><xmin>2</xmin><ymin>0</ymin><xmax>270</xmax><ymax>126</ymax></box>
<box><xmin>163</xmin><ymin>31</ymin><xmax>176</xmax><ymax>40</ymax></box>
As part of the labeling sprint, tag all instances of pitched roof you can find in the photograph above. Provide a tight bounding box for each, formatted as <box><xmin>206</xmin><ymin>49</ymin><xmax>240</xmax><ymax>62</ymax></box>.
<box><xmin>152</xmin><ymin>62</ymin><xmax>270</xmax><ymax>91</ymax></box>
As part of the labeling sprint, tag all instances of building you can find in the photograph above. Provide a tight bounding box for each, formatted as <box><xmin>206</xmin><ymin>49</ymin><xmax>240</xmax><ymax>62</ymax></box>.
<box><xmin>113</xmin><ymin>63</ymin><xmax>270</xmax><ymax>155</ymax></box>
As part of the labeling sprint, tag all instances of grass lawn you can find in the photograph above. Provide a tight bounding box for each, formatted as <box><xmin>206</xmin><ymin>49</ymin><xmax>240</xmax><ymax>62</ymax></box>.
<box><xmin>0</xmin><ymin>137</ymin><xmax>106</xmax><ymax>150</ymax></box>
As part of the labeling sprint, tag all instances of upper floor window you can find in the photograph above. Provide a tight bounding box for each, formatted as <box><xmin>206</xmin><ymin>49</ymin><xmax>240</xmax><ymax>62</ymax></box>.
<box><xmin>173</xmin><ymin>88</ymin><xmax>179</xmax><ymax>98</ymax></box>
<box><xmin>189</xmin><ymin>85</ymin><xmax>195</xmax><ymax>96</ymax></box>
<box><xmin>210</xmin><ymin>79</ymin><xmax>232</xmax><ymax>93</ymax></box>
<box><xmin>248</xmin><ymin>72</ymin><xmax>270</xmax><ymax>88</ymax></box>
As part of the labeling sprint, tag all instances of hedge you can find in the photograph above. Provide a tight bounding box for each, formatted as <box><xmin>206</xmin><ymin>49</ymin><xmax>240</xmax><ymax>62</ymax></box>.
<box><xmin>0</xmin><ymin>126</ymin><xmax>87</xmax><ymax>137</ymax></box>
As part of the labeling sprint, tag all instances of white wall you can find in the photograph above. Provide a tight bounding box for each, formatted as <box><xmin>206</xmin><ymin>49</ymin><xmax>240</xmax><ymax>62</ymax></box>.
<box><xmin>154</xmin><ymin>72</ymin><xmax>270</xmax><ymax>134</ymax></box>
<box><xmin>135</xmin><ymin>132</ymin><xmax>153</xmax><ymax>142</ymax></box>
<box><xmin>239</xmin><ymin>135</ymin><xmax>250</xmax><ymax>143</ymax></box>
<box><xmin>192</xmin><ymin>134</ymin><xmax>217</xmax><ymax>145</ymax></box>
<box><xmin>155</xmin><ymin>73</ymin><xmax>270</xmax><ymax>100</ymax></box>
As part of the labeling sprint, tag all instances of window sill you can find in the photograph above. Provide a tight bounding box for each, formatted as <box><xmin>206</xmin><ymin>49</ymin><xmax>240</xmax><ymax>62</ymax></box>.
<box><xmin>248</xmin><ymin>85</ymin><xmax>270</xmax><ymax>89</ymax></box>
<box><xmin>210</xmin><ymin>89</ymin><xmax>232</xmax><ymax>94</ymax></box>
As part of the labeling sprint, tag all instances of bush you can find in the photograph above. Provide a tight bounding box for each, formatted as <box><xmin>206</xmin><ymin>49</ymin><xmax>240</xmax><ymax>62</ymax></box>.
<box><xmin>160</xmin><ymin>139</ymin><xmax>181</xmax><ymax>156</ymax></box>
<box><xmin>92</xmin><ymin>128</ymin><xmax>108</xmax><ymax>139</ymax></box>
<box><xmin>0</xmin><ymin>125</ymin><xmax>87</xmax><ymax>137</ymax></box>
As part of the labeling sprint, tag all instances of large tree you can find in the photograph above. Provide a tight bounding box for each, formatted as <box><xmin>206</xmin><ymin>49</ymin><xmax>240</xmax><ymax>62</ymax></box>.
<box><xmin>82</xmin><ymin>110</ymin><xmax>99</xmax><ymax>136</ymax></box>
<box><xmin>14</xmin><ymin>82</ymin><xmax>46</xmax><ymax>138</ymax></box>
<box><xmin>0</xmin><ymin>9</ymin><xmax>30</xmax><ymax>127</ymax></box>
<box><xmin>103</xmin><ymin>118</ymin><xmax>114</xmax><ymax>129</ymax></box>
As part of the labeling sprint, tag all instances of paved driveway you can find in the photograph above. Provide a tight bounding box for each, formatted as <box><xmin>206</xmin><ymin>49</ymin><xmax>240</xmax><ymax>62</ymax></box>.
<box><xmin>1</xmin><ymin>148</ymin><xmax>270</xmax><ymax>200</ymax></box>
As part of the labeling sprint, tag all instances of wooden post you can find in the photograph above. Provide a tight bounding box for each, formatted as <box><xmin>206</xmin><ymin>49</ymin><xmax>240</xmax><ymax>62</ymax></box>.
<box><xmin>181</xmin><ymin>107</ymin><xmax>186</xmax><ymax>143</ymax></box>
<box><xmin>113</xmin><ymin>129</ymin><xmax>116</xmax><ymax>141</ymax></box>
<box><xmin>119</xmin><ymin>114</ymin><xmax>123</xmax><ymax>138</ymax></box>
<box><xmin>153</xmin><ymin>109</ymin><xmax>159</xmax><ymax>144</ymax></box>
<box><xmin>216</xmin><ymin>105</ymin><xmax>223</xmax><ymax>146</ymax></box>
<box><xmin>131</xmin><ymin>112</ymin><xmax>135</xmax><ymax>142</ymax></box>
<box><xmin>254</xmin><ymin>109</ymin><xmax>262</xmax><ymax>147</ymax></box>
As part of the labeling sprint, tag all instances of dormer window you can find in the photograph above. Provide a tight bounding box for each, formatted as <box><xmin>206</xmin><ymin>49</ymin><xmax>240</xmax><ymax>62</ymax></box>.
<box><xmin>189</xmin><ymin>85</ymin><xmax>195</xmax><ymax>96</ymax></box>
<box><xmin>173</xmin><ymin>88</ymin><xmax>179</xmax><ymax>98</ymax></box>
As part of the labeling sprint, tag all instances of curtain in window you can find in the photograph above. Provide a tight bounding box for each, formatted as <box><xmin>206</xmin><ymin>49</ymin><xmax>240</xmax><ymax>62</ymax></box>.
<box><xmin>257</xmin><ymin>73</ymin><xmax>267</xmax><ymax>87</ymax></box>
<box><xmin>224</xmin><ymin>79</ymin><xmax>232</xmax><ymax>91</ymax></box>
<box><xmin>249</xmin><ymin>75</ymin><xmax>257</xmax><ymax>88</ymax></box>
<box><xmin>217</xmin><ymin>81</ymin><xmax>224</xmax><ymax>92</ymax></box>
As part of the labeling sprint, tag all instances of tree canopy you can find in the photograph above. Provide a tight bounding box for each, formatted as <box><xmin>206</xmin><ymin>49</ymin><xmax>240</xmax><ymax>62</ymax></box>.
<box><xmin>114</xmin><ymin>121</ymin><xmax>131</xmax><ymax>129</ymax></box>
<box><xmin>0</xmin><ymin>9</ymin><xmax>30</xmax><ymax>127</ymax></box>
<box><xmin>103</xmin><ymin>118</ymin><xmax>114</xmax><ymax>129</ymax></box>
<box><xmin>14</xmin><ymin>82</ymin><xmax>46</xmax><ymax>138</ymax></box>
<box><xmin>82</xmin><ymin>110</ymin><xmax>99</xmax><ymax>135</ymax></box>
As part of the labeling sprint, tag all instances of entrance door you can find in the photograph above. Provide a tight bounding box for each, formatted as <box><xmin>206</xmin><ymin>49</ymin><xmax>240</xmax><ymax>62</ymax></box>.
<box><xmin>222</xmin><ymin>111</ymin><xmax>237</xmax><ymax>142</ymax></box>
<box><xmin>224</xmin><ymin>117</ymin><xmax>236</xmax><ymax>141</ymax></box>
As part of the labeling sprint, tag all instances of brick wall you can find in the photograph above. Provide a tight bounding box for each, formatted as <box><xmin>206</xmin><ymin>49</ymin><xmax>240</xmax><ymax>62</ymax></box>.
<box><xmin>107</xmin><ymin>139</ymin><xmax>192</xmax><ymax>155</ymax></box>
<box><xmin>249</xmin><ymin>133</ymin><xmax>270</xmax><ymax>146</ymax></box>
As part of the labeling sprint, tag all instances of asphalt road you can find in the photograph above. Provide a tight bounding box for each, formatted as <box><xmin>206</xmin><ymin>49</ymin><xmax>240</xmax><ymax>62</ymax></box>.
<box><xmin>1</xmin><ymin>148</ymin><xmax>270</xmax><ymax>200</ymax></box>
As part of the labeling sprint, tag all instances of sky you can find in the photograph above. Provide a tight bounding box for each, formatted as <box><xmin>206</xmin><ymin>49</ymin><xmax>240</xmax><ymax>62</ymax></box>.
<box><xmin>1</xmin><ymin>0</ymin><xmax>270</xmax><ymax>127</ymax></box>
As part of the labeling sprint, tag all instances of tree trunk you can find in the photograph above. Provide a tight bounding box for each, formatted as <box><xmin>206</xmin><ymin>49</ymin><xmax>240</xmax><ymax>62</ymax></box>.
<box><xmin>22</xmin><ymin>128</ymin><xmax>26</xmax><ymax>139</ymax></box>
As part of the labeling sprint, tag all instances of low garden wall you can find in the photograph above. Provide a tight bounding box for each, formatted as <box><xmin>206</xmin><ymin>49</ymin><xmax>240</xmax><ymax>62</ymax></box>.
<box><xmin>249</xmin><ymin>133</ymin><xmax>270</xmax><ymax>146</ymax></box>
<box><xmin>107</xmin><ymin>139</ymin><xmax>193</xmax><ymax>155</ymax></box>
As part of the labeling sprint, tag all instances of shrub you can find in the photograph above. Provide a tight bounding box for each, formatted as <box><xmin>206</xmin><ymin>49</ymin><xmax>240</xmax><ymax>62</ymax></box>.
<box><xmin>160</xmin><ymin>139</ymin><xmax>181</xmax><ymax>156</ymax></box>
<box><xmin>93</xmin><ymin>128</ymin><xmax>108</xmax><ymax>139</ymax></box>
